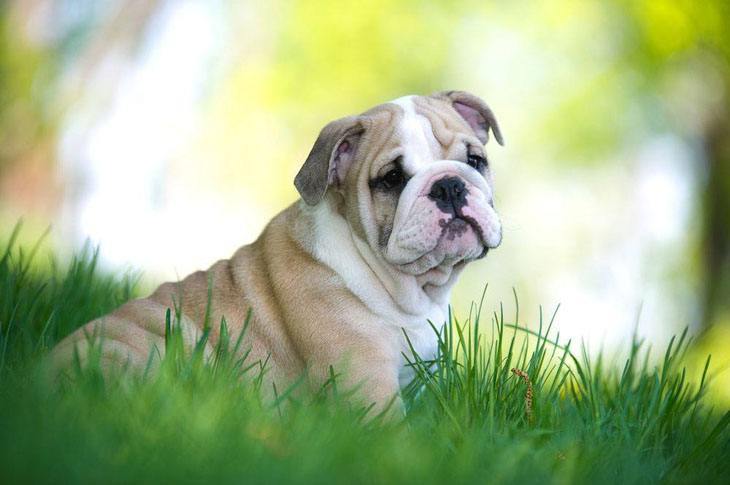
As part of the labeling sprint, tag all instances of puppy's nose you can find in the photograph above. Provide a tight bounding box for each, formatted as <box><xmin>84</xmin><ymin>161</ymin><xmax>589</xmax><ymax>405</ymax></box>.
<box><xmin>428</xmin><ymin>176</ymin><xmax>467</xmax><ymax>213</ymax></box>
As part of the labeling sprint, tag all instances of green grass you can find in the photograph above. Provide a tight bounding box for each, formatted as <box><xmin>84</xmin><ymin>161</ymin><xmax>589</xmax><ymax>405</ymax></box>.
<box><xmin>0</xmin><ymin>225</ymin><xmax>728</xmax><ymax>484</ymax></box>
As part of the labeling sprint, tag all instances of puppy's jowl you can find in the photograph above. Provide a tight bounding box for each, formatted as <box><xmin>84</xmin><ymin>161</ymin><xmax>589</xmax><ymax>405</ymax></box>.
<box><xmin>53</xmin><ymin>91</ymin><xmax>504</xmax><ymax>412</ymax></box>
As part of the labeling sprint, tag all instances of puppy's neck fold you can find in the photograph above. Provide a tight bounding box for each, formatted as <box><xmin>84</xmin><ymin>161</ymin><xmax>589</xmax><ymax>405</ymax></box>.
<box><xmin>295</xmin><ymin>198</ymin><xmax>449</xmax><ymax>328</ymax></box>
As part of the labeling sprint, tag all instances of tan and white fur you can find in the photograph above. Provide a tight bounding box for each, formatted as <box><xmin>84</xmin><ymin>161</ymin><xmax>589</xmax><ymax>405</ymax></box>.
<box><xmin>52</xmin><ymin>91</ymin><xmax>504</xmax><ymax>413</ymax></box>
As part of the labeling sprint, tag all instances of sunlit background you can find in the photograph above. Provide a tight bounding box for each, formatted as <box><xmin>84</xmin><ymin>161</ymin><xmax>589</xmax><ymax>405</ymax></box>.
<box><xmin>1</xmin><ymin>0</ymin><xmax>729</xmax><ymax>391</ymax></box>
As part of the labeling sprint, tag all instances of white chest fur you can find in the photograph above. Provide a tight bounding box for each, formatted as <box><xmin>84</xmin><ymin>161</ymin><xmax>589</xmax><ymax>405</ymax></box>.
<box><xmin>304</xmin><ymin>201</ymin><xmax>449</xmax><ymax>387</ymax></box>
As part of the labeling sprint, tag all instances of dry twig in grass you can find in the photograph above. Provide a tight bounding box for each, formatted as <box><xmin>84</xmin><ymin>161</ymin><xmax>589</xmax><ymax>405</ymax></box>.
<box><xmin>511</xmin><ymin>368</ymin><xmax>533</xmax><ymax>421</ymax></box>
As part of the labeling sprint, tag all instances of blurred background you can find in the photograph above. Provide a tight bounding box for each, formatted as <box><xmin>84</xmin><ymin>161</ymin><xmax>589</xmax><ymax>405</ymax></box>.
<box><xmin>1</xmin><ymin>0</ymin><xmax>729</xmax><ymax>369</ymax></box>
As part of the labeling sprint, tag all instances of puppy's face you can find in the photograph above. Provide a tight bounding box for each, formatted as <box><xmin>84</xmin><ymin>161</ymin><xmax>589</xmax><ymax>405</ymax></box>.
<box><xmin>296</xmin><ymin>91</ymin><xmax>503</xmax><ymax>288</ymax></box>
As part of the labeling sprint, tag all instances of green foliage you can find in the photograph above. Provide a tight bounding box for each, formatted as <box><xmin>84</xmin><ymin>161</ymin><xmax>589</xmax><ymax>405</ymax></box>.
<box><xmin>0</xmin><ymin>9</ymin><xmax>58</xmax><ymax>170</ymax></box>
<box><xmin>0</xmin><ymin>231</ymin><xmax>728</xmax><ymax>483</ymax></box>
<box><xmin>270</xmin><ymin>0</ymin><xmax>461</xmax><ymax>110</ymax></box>
<box><xmin>0</xmin><ymin>223</ymin><xmax>138</xmax><ymax>372</ymax></box>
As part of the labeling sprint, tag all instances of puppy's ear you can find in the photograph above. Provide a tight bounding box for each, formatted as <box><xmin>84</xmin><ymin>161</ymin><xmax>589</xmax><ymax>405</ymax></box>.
<box><xmin>295</xmin><ymin>115</ymin><xmax>364</xmax><ymax>206</ymax></box>
<box><xmin>437</xmin><ymin>90</ymin><xmax>504</xmax><ymax>146</ymax></box>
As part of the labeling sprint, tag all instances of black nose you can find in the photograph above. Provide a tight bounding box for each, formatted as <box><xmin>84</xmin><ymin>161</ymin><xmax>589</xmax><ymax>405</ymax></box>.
<box><xmin>428</xmin><ymin>176</ymin><xmax>468</xmax><ymax>213</ymax></box>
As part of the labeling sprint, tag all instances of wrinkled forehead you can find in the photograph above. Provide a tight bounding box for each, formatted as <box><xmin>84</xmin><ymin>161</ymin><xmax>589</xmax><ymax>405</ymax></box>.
<box><xmin>357</xmin><ymin>95</ymin><xmax>476</xmax><ymax>176</ymax></box>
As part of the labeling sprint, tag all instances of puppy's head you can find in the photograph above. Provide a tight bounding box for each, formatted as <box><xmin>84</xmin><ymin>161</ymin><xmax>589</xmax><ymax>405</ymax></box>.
<box><xmin>295</xmin><ymin>91</ymin><xmax>503</xmax><ymax>288</ymax></box>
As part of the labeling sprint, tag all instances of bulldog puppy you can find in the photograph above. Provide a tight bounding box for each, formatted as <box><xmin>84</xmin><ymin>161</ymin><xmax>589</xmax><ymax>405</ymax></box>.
<box><xmin>52</xmin><ymin>90</ymin><xmax>504</xmax><ymax>412</ymax></box>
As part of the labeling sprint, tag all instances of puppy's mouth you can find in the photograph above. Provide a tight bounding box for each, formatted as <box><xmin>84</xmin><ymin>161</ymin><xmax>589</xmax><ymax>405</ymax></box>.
<box><xmin>440</xmin><ymin>216</ymin><xmax>485</xmax><ymax>246</ymax></box>
<box><xmin>445</xmin><ymin>216</ymin><xmax>491</xmax><ymax>260</ymax></box>
<box><xmin>439</xmin><ymin>217</ymin><xmax>470</xmax><ymax>239</ymax></box>
<box><xmin>395</xmin><ymin>215</ymin><xmax>486</xmax><ymax>277</ymax></box>
<box><xmin>382</xmin><ymin>176</ymin><xmax>501</xmax><ymax>278</ymax></box>
<box><xmin>434</xmin><ymin>214</ymin><xmax>489</xmax><ymax>261</ymax></box>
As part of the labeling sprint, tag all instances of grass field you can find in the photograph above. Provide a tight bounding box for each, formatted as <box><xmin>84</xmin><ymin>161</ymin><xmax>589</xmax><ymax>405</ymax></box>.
<box><xmin>1</xmin><ymin>225</ymin><xmax>728</xmax><ymax>484</ymax></box>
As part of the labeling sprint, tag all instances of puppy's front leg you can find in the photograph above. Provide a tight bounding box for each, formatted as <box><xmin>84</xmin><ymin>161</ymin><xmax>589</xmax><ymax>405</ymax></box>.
<box><xmin>312</xmin><ymin>353</ymin><xmax>403</xmax><ymax>419</ymax></box>
<box><xmin>349</xmin><ymin>362</ymin><xmax>404</xmax><ymax>419</ymax></box>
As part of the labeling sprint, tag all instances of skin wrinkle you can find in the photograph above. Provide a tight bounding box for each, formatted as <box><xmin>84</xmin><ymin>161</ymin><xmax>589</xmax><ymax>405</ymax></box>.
<box><xmin>97</xmin><ymin>317</ymin><xmax>157</xmax><ymax>358</ymax></box>
<box><xmin>413</xmin><ymin>97</ymin><xmax>452</xmax><ymax>147</ymax></box>
<box><xmin>262</xmin><ymin>224</ymin><xmax>307</xmax><ymax>369</ymax></box>
<box><xmin>379</xmin><ymin>224</ymin><xmax>393</xmax><ymax>248</ymax></box>
<box><xmin>459</xmin><ymin>213</ymin><xmax>489</xmax><ymax>259</ymax></box>
<box><xmin>343</xmin><ymin>104</ymin><xmax>404</xmax><ymax>255</ymax></box>
<box><xmin>355</xmin><ymin>105</ymin><xmax>411</xmax><ymax>288</ymax></box>
<box><xmin>343</xmin><ymin>107</ymin><xmax>400</xmax><ymax>243</ymax></box>
<box><xmin>361</xmin><ymin>107</ymin><xmax>402</xmax><ymax>179</ymax></box>
<box><xmin>238</xmin><ymin>244</ymin><xmax>299</xmax><ymax>377</ymax></box>
<box><xmin>412</xmin><ymin>96</ymin><xmax>469</xmax><ymax>149</ymax></box>
<box><xmin>412</xmin><ymin>96</ymin><xmax>489</xmax><ymax>171</ymax></box>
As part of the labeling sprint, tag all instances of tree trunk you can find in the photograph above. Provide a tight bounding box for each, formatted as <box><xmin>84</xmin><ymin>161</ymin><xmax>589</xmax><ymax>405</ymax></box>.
<box><xmin>702</xmin><ymin>107</ymin><xmax>730</xmax><ymax>329</ymax></box>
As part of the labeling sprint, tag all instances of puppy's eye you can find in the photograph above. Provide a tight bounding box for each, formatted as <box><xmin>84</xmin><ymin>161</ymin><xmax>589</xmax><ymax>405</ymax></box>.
<box><xmin>467</xmin><ymin>154</ymin><xmax>487</xmax><ymax>171</ymax></box>
<box><xmin>380</xmin><ymin>167</ymin><xmax>405</xmax><ymax>189</ymax></box>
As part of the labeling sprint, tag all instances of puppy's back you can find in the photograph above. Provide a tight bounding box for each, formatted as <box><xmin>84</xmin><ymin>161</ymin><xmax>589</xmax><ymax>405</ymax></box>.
<box><xmin>50</xmin><ymin>207</ymin><xmax>304</xmax><ymax>383</ymax></box>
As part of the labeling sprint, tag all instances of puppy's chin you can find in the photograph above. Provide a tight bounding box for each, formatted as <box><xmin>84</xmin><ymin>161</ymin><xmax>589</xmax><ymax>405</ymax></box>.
<box><xmin>395</xmin><ymin>220</ymin><xmax>485</xmax><ymax>283</ymax></box>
